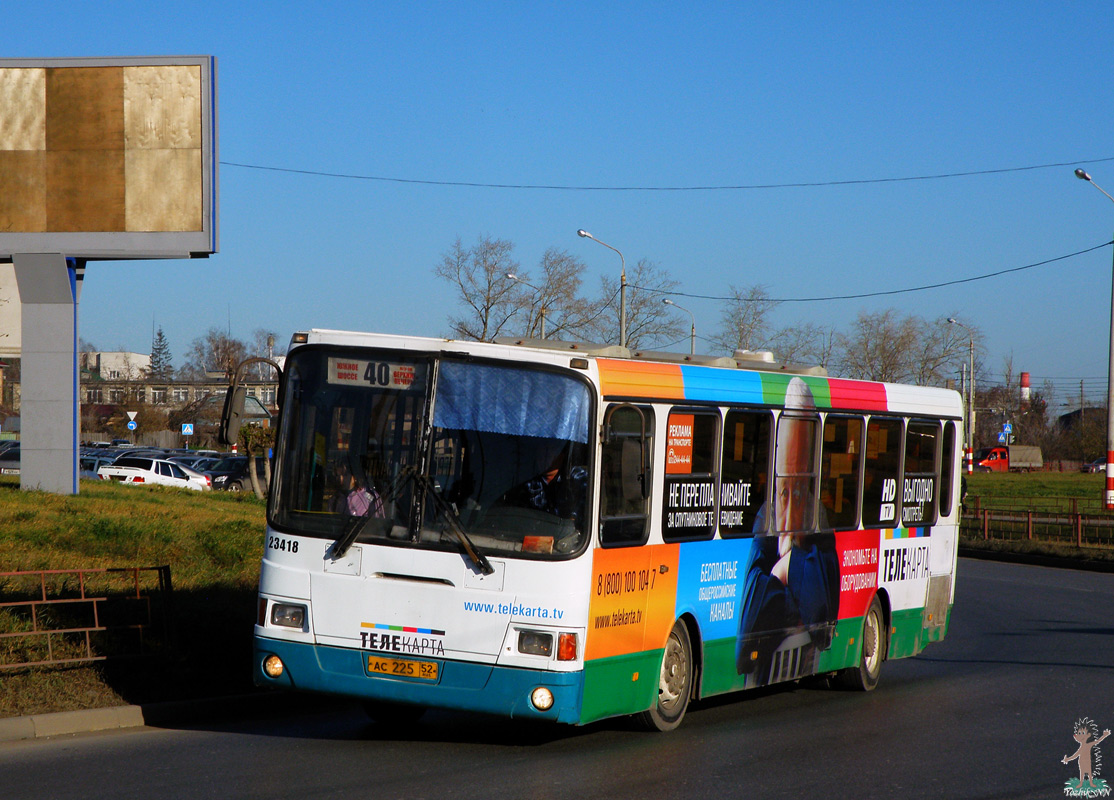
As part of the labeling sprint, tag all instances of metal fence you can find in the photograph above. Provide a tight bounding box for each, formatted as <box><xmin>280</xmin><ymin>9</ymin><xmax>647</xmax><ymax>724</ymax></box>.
<box><xmin>0</xmin><ymin>566</ymin><xmax>172</xmax><ymax>670</ymax></box>
<box><xmin>961</xmin><ymin>502</ymin><xmax>1114</xmax><ymax>551</ymax></box>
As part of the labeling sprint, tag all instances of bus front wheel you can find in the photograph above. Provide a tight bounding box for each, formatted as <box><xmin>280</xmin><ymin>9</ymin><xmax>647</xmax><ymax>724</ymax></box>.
<box><xmin>637</xmin><ymin>620</ymin><xmax>692</xmax><ymax>732</ymax></box>
<box><xmin>840</xmin><ymin>595</ymin><xmax>885</xmax><ymax>691</ymax></box>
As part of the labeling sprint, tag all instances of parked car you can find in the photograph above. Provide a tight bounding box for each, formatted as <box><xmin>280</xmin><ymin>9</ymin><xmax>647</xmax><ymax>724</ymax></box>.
<box><xmin>1082</xmin><ymin>457</ymin><xmax>1107</xmax><ymax>474</ymax></box>
<box><xmin>107</xmin><ymin>448</ymin><xmax>186</xmax><ymax>466</ymax></box>
<box><xmin>97</xmin><ymin>457</ymin><xmax>212</xmax><ymax>491</ymax></box>
<box><xmin>168</xmin><ymin>454</ymin><xmax>212</xmax><ymax>469</ymax></box>
<box><xmin>205</xmin><ymin>455</ymin><xmax>269</xmax><ymax>491</ymax></box>
<box><xmin>79</xmin><ymin>455</ymin><xmax>115</xmax><ymax>480</ymax></box>
<box><xmin>0</xmin><ymin>448</ymin><xmax>19</xmax><ymax>476</ymax></box>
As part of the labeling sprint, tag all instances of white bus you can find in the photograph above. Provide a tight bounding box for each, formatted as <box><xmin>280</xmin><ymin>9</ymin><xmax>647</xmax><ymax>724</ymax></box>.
<box><xmin>250</xmin><ymin>330</ymin><xmax>962</xmax><ymax>730</ymax></box>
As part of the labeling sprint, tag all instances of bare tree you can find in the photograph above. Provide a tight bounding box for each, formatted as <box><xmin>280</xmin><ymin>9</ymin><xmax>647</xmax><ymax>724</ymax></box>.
<box><xmin>908</xmin><ymin>316</ymin><xmax>975</xmax><ymax>387</ymax></box>
<box><xmin>837</xmin><ymin>309</ymin><xmax>922</xmax><ymax>382</ymax></box>
<box><xmin>250</xmin><ymin>328</ymin><xmax>285</xmax><ymax>360</ymax></box>
<box><xmin>510</xmin><ymin>247</ymin><xmax>602</xmax><ymax>341</ymax></box>
<box><xmin>837</xmin><ymin>309</ymin><xmax>981</xmax><ymax>385</ymax></box>
<box><xmin>711</xmin><ymin>284</ymin><xmax>779</xmax><ymax>354</ymax></box>
<box><xmin>589</xmin><ymin>259</ymin><xmax>685</xmax><ymax>351</ymax></box>
<box><xmin>435</xmin><ymin>236</ymin><xmax>522</xmax><ymax>341</ymax></box>
<box><xmin>249</xmin><ymin>328</ymin><xmax>285</xmax><ymax>379</ymax></box>
<box><xmin>179</xmin><ymin>328</ymin><xmax>248</xmax><ymax>380</ymax></box>
<box><xmin>768</xmin><ymin>321</ymin><xmax>840</xmax><ymax>368</ymax></box>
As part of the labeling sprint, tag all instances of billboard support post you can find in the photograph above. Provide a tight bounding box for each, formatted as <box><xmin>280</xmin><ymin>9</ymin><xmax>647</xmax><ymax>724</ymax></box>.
<box><xmin>13</xmin><ymin>253</ymin><xmax>82</xmax><ymax>494</ymax></box>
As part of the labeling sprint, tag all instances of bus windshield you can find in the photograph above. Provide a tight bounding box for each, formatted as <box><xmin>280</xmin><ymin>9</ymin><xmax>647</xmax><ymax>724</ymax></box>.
<box><xmin>269</xmin><ymin>349</ymin><xmax>593</xmax><ymax>560</ymax></box>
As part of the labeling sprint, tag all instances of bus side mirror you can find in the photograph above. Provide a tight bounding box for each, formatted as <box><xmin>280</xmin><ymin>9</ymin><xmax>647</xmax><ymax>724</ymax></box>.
<box><xmin>219</xmin><ymin>385</ymin><xmax>246</xmax><ymax>446</ymax></box>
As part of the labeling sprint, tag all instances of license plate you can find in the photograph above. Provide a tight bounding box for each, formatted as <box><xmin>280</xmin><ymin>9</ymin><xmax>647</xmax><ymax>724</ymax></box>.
<box><xmin>366</xmin><ymin>655</ymin><xmax>439</xmax><ymax>681</ymax></box>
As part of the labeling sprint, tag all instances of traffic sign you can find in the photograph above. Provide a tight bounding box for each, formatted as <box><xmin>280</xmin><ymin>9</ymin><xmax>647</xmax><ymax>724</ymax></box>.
<box><xmin>126</xmin><ymin>420</ymin><xmax>137</xmax><ymax>431</ymax></box>
<box><xmin>1003</xmin><ymin>422</ymin><xmax>1013</xmax><ymax>434</ymax></box>
<box><xmin>126</xmin><ymin>411</ymin><xmax>138</xmax><ymax>421</ymax></box>
<box><xmin>182</xmin><ymin>423</ymin><xmax>194</xmax><ymax>436</ymax></box>
<box><xmin>997</xmin><ymin>432</ymin><xmax>1007</xmax><ymax>443</ymax></box>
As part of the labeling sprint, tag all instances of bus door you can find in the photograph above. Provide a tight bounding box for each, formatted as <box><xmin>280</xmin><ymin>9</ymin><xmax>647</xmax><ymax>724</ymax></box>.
<box><xmin>583</xmin><ymin>404</ymin><xmax>678</xmax><ymax>722</ymax></box>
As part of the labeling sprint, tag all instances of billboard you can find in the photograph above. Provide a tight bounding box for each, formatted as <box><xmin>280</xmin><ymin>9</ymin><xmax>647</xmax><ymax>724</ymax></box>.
<box><xmin>0</xmin><ymin>56</ymin><xmax>217</xmax><ymax>260</ymax></box>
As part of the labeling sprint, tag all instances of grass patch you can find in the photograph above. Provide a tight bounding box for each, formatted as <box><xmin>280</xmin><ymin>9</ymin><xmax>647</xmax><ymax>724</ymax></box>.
<box><xmin>965</xmin><ymin>472</ymin><xmax>1107</xmax><ymax>513</ymax></box>
<box><xmin>0</xmin><ymin>477</ymin><xmax>265</xmax><ymax>718</ymax></box>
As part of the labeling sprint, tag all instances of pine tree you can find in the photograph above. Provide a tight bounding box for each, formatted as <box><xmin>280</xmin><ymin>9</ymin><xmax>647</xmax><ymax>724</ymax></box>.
<box><xmin>150</xmin><ymin>327</ymin><xmax>174</xmax><ymax>380</ymax></box>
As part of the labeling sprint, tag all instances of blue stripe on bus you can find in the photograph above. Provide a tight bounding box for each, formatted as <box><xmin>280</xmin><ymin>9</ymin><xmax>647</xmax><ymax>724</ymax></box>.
<box><xmin>676</xmin><ymin>365</ymin><xmax>765</xmax><ymax>405</ymax></box>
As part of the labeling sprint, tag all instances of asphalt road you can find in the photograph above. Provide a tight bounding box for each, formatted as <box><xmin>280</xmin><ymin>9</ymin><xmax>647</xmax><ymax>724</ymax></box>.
<box><xmin>2</xmin><ymin>557</ymin><xmax>1111</xmax><ymax>800</ymax></box>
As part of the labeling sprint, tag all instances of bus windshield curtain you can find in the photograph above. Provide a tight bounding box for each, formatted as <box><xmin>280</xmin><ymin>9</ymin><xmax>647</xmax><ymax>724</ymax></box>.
<box><xmin>433</xmin><ymin>361</ymin><xmax>590</xmax><ymax>443</ymax></box>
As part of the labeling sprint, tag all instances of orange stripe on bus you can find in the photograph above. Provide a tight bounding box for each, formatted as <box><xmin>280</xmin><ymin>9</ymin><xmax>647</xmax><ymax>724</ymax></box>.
<box><xmin>597</xmin><ymin>359</ymin><xmax>685</xmax><ymax>399</ymax></box>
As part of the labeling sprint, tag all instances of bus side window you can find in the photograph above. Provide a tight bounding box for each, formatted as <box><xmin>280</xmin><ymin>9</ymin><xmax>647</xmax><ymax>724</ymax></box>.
<box><xmin>862</xmin><ymin>417</ymin><xmax>903</xmax><ymax>528</ymax></box>
<box><xmin>771</xmin><ymin>411</ymin><xmax>821</xmax><ymax>533</ymax></box>
<box><xmin>821</xmin><ymin>415</ymin><xmax>863</xmax><ymax>530</ymax></box>
<box><xmin>939</xmin><ymin>421</ymin><xmax>957</xmax><ymax>517</ymax></box>
<box><xmin>600</xmin><ymin>404</ymin><xmax>652</xmax><ymax>547</ymax></box>
<box><xmin>902</xmin><ymin>420</ymin><xmax>940</xmax><ymax>526</ymax></box>
<box><xmin>662</xmin><ymin>409</ymin><xmax>719</xmax><ymax>542</ymax></box>
<box><xmin>719</xmin><ymin>410</ymin><xmax>771</xmax><ymax>537</ymax></box>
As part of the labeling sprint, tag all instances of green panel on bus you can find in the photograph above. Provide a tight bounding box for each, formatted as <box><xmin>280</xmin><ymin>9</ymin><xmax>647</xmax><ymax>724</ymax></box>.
<box><xmin>581</xmin><ymin>650</ymin><xmax>663</xmax><ymax>724</ymax></box>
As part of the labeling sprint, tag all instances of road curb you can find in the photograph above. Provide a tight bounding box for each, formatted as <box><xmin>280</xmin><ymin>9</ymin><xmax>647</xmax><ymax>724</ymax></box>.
<box><xmin>0</xmin><ymin>692</ymin><xmax>296</xmax><ymax>743</ymax></box>
<box><xmin>0</xmin><ymin>704</ymin><xmax>145</xmax><ymax>742</ymax></box>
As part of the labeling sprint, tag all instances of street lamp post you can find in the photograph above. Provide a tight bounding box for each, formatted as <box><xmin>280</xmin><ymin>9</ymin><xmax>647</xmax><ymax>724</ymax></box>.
<box><xmin>506</xmin><ymin>272</ymin><xmax>546</xmax><ymax>339</ymax></box>
<box><xmin>662</xmin><ymin>298</ymin><xmax>696</xmax><ymax>355</ymax></box>
<box><xmin>1074</xmin><ymin>168</ymin><xmax>1114</xmax><ymax>510</ymax></box>
<box><xmin>577</xmin><ymin>229</ymin><xmax>626</xmax><ymax>348</ymax></box>
<box><xmin>948</xmin><ymin>318</ymin><xmax>975</xmax><ymax>474</ymax></box>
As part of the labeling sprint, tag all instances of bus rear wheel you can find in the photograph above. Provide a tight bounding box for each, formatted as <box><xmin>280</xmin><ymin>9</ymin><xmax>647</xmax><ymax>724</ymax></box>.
<box><xmin>637</xmin><ymin>620</ymin><xmax>692</xmax><ymax>732</ymax></box>
<box><xmin>840</xmin><ymin>595</ymin><xmax>885</xmax><ymax>691</ymax></box>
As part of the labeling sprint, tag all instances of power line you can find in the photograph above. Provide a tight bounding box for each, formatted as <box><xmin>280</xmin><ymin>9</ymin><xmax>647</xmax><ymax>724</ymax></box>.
<box><xmin>220</xmin><ymin>155</ymin><xmax>1114</xmax><ymax>192</ymax></box>
<box><xmin>647</xmin><ymin>240</ymin><xmax>1113</xmax><ymax>303</ymax></box>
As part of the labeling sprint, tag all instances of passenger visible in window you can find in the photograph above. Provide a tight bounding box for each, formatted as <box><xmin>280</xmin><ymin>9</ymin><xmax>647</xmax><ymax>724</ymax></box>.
<box><xmin>503</xmin><ymin>444</ymin><xmax>587</xmax><ymax>521</ymax></box>
<box><xmin>736</xmin><ymin>378</ymin><xmax>840</xmax><ymax>685</ymax></box>
<box><xmin>332</xmin><ymin>461</ymin><xmax>384</xmax><ymax>518</ymax></box>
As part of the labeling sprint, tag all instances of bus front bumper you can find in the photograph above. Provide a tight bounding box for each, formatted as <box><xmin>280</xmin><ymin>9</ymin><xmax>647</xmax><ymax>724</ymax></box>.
<box><xmin>254</xmin><ymin>636</ymin><xmax>584</xmax><ymax>724</ymax></box>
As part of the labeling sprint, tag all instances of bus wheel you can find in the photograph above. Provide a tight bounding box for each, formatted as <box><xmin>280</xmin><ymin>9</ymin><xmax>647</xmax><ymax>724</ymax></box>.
<box><xmin>840</xmin><ymin>596</ymin><xmax>885</xmax><ymax>691</ymax></box>
<box><xmin>638</xmin><ymin>620</ymin><xmax>692</xmax><ymax>732</ymax></box>
<box><xmin>362</xmin><ymin>700</ymin><xmax>426</xmax><ymax>725</ymax></box>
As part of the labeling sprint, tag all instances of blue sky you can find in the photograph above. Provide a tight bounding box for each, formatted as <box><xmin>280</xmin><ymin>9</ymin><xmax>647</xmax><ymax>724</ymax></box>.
<box><xmin>8</xmin><ymin>2</ymin><xmax>1114</xmax><ymax>413</ymax></box>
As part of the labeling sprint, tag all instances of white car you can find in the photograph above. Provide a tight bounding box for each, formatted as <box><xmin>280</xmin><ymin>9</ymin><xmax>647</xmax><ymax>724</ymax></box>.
<box><xmin>97</xmin><ymin>456</ymin><xmax>212</xmax><ymax>491</ymax></box>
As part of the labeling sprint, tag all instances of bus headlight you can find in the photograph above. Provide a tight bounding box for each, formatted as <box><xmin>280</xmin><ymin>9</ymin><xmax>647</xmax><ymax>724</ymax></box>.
<box><xmin>517</xmin><ymin>630</ymin><xmax>553</xmax><ymax>656</ymax></box>
<box><xmin>530</xmin><ymin>687</ymin><xmax>554</xmax><ymax>711</ymax></box>
<box><xmin>262</xmin><ymin>655</ymin><xmax>285</xmax><ymax>679</ymax></box>
<box><xmin>270</xmin><ymin>603</ymin><xmax>306</xmax><ymax>629</ymax></box>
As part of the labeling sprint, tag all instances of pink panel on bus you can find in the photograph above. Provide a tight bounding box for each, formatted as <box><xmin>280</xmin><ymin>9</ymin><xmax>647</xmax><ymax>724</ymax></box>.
<box><xmin>827</xmin><ymin>378</ymin><xmax>888</xmax><ymax>412</ymax></box>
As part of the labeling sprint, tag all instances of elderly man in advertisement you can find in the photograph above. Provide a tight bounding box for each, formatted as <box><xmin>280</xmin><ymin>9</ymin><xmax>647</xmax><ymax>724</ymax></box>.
<box><xmin>736</xmin><ymin>377</ymin><xmax>840</xmax><ymax>684</ymax></box>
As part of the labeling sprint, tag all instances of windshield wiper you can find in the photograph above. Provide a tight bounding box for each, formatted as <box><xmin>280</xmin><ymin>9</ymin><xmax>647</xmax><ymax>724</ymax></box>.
<box><xmin>328</xmin><ymin>511</ymin><xmax>372</xmax><ymax>560</ymax></box>
<box><xmin>398</xmin><ymin>466</ymin><xmax>494</xmax><ymax>575</ymax></box>
<box><xmin>329</xmin><ymin>466</ymin><xmax>494</xmax><ymax>575</ymax></box>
